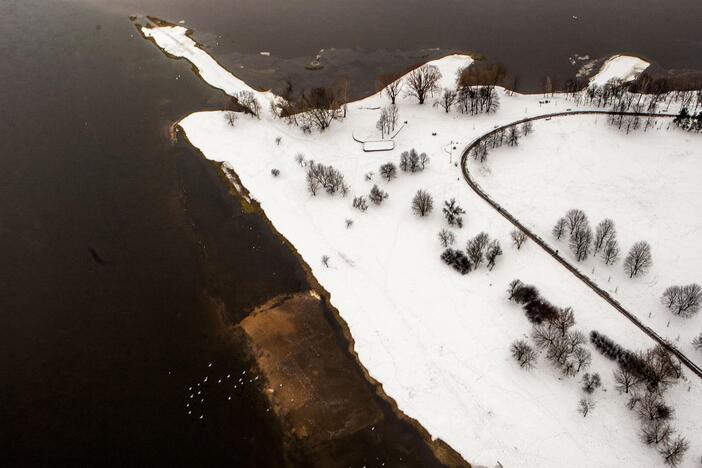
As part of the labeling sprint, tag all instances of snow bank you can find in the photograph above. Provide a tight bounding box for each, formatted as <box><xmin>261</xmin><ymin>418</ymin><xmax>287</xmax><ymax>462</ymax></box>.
<box><xmin>143</xmin><ymin>28</ymin><xmax>701</xmax><ymax>467</ymax></box>
<box><xmin>590</xmin><ymin>55</ymin><xmax>650</xmax><ymax>86</ymax></box>
<box><xmin>141</xmin><ymin>25</ymin><xmax>276</xmax><ymax>104</ymax></box>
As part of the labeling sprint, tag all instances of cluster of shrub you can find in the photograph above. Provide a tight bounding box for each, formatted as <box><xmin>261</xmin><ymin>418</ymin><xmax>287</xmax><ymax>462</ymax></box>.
<box><xmin>306</xmin><ymin>161</ymin><xmax>349</xmax><ymax>196</ymax></box>
<box><xmin>590</xmin><ymin>331</ymin><xmax>683</xmax><ymax>393</ymax></box>
<box><xmin>507</xmin><ymin>280</ymin><xmax>592</xmax><ymax>376</ymax></box>
<box><xmin>589</xmin><ymin>331</ymin><xmax>689</xmax><ymax>466</ymax></box>
<box><xmin>441</xmin><ymin>232</ymin><xmax>502</xmax><ymax>275</ymax></box>
<box><xmin>553</xmin><ymin>209</ymin><xmax>652</xmax><ymax>278</ymax></box>
<box><xmin>508</xmin><ymin>281</ymin><xmax>592</xmax><ymax>377</ymax></box>
<box><xmin>673</xmin><ymin>107</ymin><xmax>702</xmax><ymax>132</ymax></box>
<box><xmin>272</xmin><ymin>86</ymin><xmax>347</xmax><ymax>132</ymax></box>
<box><xmin>470</xmin><ymin>121</ymin><xmax>533</xmax><ymax>163</ymax></box>
<box><xmin>350</xmin><ymin>150</ymin><xmax>431</xmax><ymax>214</ymax></box>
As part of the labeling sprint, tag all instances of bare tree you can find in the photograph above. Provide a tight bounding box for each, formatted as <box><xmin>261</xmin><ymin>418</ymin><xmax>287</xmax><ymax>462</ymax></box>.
<box><xmin>662</xmin><ymin>286</ymin><xmax>682</xmax><ymax>309</ymax></box>
<box><xmin>570</xmin><ymin>224</ymin><xmax>593</xmax><ymax>262</ymax></box>
<box><xmin>511</xmin><ymin>340</ymin><xmax>537</xmax><ymax>369</ymax></box>
<box><xmin>641</xmin><ymin>420</ymin><xmax>673</xmax><ymax>446</ymax></box>
<box><xmin>636</xmin><ymin>391</ymin><xmax>673</xmax><ymax>423</ymax></box>
<box><xmin>376</xmin><ymin>107</ymin><xmax>391</xmax><ymax>138</ymax></box>
<box><xmin>321</xmin><ymin>255</ymin><xmax>330</xmax><ymax>267</ymax></box>
<box><xmin>552</xmin><ymin>217</ymin><xmax>567</xmax><ymax>240</ymax></box>
<box><xmin>486</xmin><ymin>239</ymin><xmax>503</xmax><ymax>270</ymax></box>
<box><xmin>521</xmin><ymin>120</ymin><xmax>534</xmax><ymax>136</ymax></box>
<box><xmin>467</xmin><ymin>232</ymin><xmax>490</xmax><ymax>268</ymax></box>
<box><xmin>379</xmin><ymin>162</ymin><xmax>398</xmax><ymax>182</ymax></box>
<box><xmin>345</xmin><ymin>218</ymin><xmax>354</xmax><ymax>229</ymax></box>
<box><xmin>387</xmin><ymin>104</ymin><xmax>399</xmax><ymax>133</ymax></box>
<box><xmin>550</xmin><ymin>307</ymin><xmax>575</xmax><ymax>337</ymax></box>
<box><xmin>507</xmin><ymin>126</ymin><xmax>520</xmax><ymax>146</ymax></box>
<box><xmin>593</xmin><ymin>219</ymin><xmax>616</xmax><ymax>253</ymax></box>
<box><xmin>442</xmin><ymin>198</ymin><xmax>465</xmax><ymax>228</ymax></box>
<box><xmin>438</xmin><ymin>229</ymin><xmax>455</xmax><ymax>248</ymax></box>
<box><xmin>613</xmin><ymin>366</ymin><xmax>641</xmax><ymax>394</ymax></box>
<box><xmin>376</xmin><ymin>105</ymin><xmax>400</xmax><ymax>138</ymax></box>
<box><xmin>624</xmin><ymin>241</ymin><xmax>653</xmax><ymax>278</ymax></box>
<box><xmin>573</xmin><ymin>346</ymin><xmax>592</xmax><ymax>373</ymax></box>
<box><xmin>380</xmin><ymin>75</ymin><xmax>404</xmax><ymax>105</ymax></box>
<box><xmin>663</xmin><ymin>283</ymin><xmax>701</xmax><ymax>318</ymax></box>
<box><xmin>601</xmin><ymin>238</ymin><xmax>620</xmax><ymax>265</ymax></box>
<box><xmin>234</xmin><ymin>90</ymin><xmax>261</xmax><ymax>118</ymax></box>
<box><xmin>565</xmin><ymin>209</ymin><xmax>589</xmax><ymax>235</ymax></box>
<box><xmin>405</xmin><ymin>65</ymin><xmax>442</xmax><ymax>104</ymax></box>
<box><xmin>533</xmin><ymin>323</ymin><xmax>560</xmax><ymax>349</ymax></box>
<box><xmin>435</xmin><ymin>88</ymin><xmax>457</xmax><ymax>113</ymax></box>
<box><xmin>400</xmin><ymin>149</ymin><xmax>429</xmax><ymax>173</ymax></box>
<box><xmin>692</xmin><ymin>332</ymin><xmax>702</xmax><ymax>351</ymax></box>
<box><xmin>507</xmin><ymin>279</ymin><xmax>523</xmax><ymax>300</ymax></box>
<box><xmin>224</xmin><ymin>111</ymin><xmax>239</xmax><ymax>126</ymax></box>
<box><xmin>659</xmin><ymin>435</ymin><xmax>689</xmax><ymax>467</ymax></box>
<box><xmin>578</xmin><ymin>397</ymin><xmax>595</xmax><ymax>417</ymax></box>
<box><xmin>411</xmin><ymin>190</ymin><xmax>433</xmax><ymax>217</ymax></box>
<box><xmin>294</xmin><ymin>152</ymin><xmax>306</xmax><ymax>167</ymax></box>
<box><xmin>511</xmin><ymin>230</ymin><xmax>528</xmax><ymax>249</ymax></box>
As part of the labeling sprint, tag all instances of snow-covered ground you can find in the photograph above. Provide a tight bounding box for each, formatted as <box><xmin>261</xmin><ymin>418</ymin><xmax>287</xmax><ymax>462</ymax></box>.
<box><xmin>471</xmin><ymin>116</ymin><xmax>702</xmax><ymax>367</ymax></box>
<box><xmin>589</xmin><ymin>55</ymin><xmax>650</xmax><ymax>87</ymax></box>
<box><xmin>143</xmin><ymin>24</ymin><xmax>701</xmax><ymax>467</ymax></box>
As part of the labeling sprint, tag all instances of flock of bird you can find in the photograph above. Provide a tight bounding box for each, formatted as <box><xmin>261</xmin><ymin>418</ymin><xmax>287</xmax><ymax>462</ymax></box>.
<box><xmin>184</xmin><ymin>362</ymin><xmax>262</xmax><ymax>421</ymax></box>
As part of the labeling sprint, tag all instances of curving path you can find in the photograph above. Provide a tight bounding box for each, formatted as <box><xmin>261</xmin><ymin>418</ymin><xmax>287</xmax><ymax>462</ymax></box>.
<box><xmin>459</xmin><ymin>110</ymin><xmax>702</xmax><ymax>381</ymax></box>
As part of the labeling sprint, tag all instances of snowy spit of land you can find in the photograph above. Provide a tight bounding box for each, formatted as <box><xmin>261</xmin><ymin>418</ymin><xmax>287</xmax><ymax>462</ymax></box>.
<box><xmin>589</xmin><ymin>55</ymin><xmax>650</xmax><ymax>87</ymax></box>
<box><xmin>142</xmin><ymin>25</ymin><xmax>701</xmax><ymax>468</ymax></box>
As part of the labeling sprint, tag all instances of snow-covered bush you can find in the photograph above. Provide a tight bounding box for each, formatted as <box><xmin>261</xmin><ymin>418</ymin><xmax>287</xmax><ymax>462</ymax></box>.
<box><xmin>440</xmin><ymin>248</ymin><xmax>472</xmax><ymax>275</ymax></box>
<box><xmin>442</xmin><ymin>198</ymin><xmax>465</xmax><ymax>228</ymax></box>
<box><xmin>581</xmin><ymin>372</ymin><xmax>602</xmax><ymax>394</ymax></box>
<box><xmin>306</xmin><ymin>162</ymin><xmax>347</xmax><ymax>196</ymax></box>
<box><xmin>352</xmin><ymin>196</ymin><xmax>368</xmax><ymax>212</ymax></box>
<box><xmin>369</xmin><ymin>184</ymin><xmax>388</xmax><ymax>205</ymax></box>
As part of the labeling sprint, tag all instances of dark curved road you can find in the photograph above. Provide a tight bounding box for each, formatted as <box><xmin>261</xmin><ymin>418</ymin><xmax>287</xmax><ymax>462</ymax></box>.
<box><xmin>459</xmin><ymin>110</ymin><xmax>702</xmax><ymax>381</ymax></box>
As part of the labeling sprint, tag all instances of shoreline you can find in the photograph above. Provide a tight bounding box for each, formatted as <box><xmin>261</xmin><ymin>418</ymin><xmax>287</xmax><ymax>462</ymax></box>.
<box><xmin>177</xmin><ymin>125</ymin><xmax>470</xmax><ymax>466</ymax></box>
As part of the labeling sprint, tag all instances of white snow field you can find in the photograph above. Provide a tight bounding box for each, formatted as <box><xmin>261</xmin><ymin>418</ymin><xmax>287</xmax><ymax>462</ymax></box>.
<box><xmin>471</xmin><ymin>116</ymin><xmax>702</xmax><ymax>369</ymax></box>
<box><xmin>589</xmin><ymin>55</ymin><xmax>650</xmax><ymax>87</ymax></box>
<box><xmin>143</xmin><ymin>24</ymin><xmax>701</xmax><ymax>467</ymax></box>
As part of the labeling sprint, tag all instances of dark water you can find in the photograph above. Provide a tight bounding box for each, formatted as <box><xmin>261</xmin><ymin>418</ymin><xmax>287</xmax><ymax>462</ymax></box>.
<box><xmin>1</xmin><ymin>1</ymin><xmax>306</xmax><ymax>465</ymax></box>
<box><xmin>85</xmin><ymin>0</ymin><xmax>702</xmax><ymax>94</ymax></box>
<box><xmin>3</xmin><ymin>0</ymin><xmax>701</xmax><ymax>466</ymax></box>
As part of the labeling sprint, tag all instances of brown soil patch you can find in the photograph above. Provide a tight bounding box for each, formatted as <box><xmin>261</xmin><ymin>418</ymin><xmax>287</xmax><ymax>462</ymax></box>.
<box><xmin>241</xmin><ymin>292</ymin><xmax>383</xmax><ymax>448</ymax></box>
